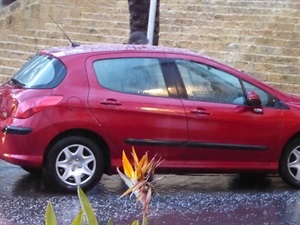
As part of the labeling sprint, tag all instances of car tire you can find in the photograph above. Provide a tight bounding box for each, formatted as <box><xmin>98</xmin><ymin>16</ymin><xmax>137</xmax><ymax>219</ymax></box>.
<box><xmin>44</xmin><ymin>136</ymin><xmax>104</xmax><ymax>192</ymax></box>
<box><xmin>279</xmin><ymin>138</ymin><xmax>300</xmax><ymax>189</ymax></box>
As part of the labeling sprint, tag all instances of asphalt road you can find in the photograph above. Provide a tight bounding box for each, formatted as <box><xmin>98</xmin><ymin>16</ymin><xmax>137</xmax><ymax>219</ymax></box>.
<box><xmin>0</xmin><ymin>159</ymin><xmax>300</xmax><ymax>225</ymax></box>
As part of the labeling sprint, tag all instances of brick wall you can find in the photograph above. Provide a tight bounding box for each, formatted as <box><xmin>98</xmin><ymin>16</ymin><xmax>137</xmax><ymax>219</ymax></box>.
<box><xmin>0</xmin><ymin>0</ymin><xmax>299</xmax><ymax>94</ymax></box>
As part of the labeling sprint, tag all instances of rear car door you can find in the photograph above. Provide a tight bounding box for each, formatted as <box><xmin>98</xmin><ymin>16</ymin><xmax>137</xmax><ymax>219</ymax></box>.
<box><xmin>86</xmin><ymin>52</ymin><xmax>188</xmax><ymax>167</ymax></box>
<box><xmin>172</xmin><ymin>58</ymin><xmax>282</xmax><ymax>171</ymax></box>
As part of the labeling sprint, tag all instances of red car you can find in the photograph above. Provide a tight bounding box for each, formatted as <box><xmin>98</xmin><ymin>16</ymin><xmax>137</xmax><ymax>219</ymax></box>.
<box><xmin>0</xmin><ymin>43</ymin><xmax>300</xmax><ymax>192</ymax></box>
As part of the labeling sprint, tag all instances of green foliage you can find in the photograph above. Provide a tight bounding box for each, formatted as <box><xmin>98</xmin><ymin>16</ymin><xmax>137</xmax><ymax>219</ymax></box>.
<box><xmin>106</xmin><ymin>219</ymin><xmax>113</xmax><ymax>225</ymax></box>
<box><xmin>45</xmin><ymin>186</ymin><xmax>144</xmax><ymax>225</ymax></box>
<box><xmin>77</xmin><ymin>187</ymin><xmax>99</xmax><ymax>225</ymax></box>
<box><xmin>71</xmin><ymin>209</ymin><xmax>84</xmax><ymax>225</ymax></box>
<box><xmin>45</xmin><ymin>202</ymin><xmax>57</xmax><ymax>225</ymax></box>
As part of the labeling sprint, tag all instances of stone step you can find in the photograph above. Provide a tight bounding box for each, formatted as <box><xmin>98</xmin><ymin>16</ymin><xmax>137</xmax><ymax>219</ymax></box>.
<box><xmin>160</xmin><ymin>16</ymin><xmax>297</xmax><ymax>33</ymax></box>
<box><xmin>9</xmin><ymin>25</ymin><xmax>129</xmax><ymax>41</ymax></box>
<box><xmin>80</xmin><ymin>6</ymin><xmax>128</xmax><ymax>16</ymax></box>
<box><xmin>0</xmin><ymin>41</ymin><xmax>44</xmax><ymax>53</ymax></box>
<box><xmin>161</xmin><ymin>9</ymin><xmax>300</xmax><ymax>25</ymax></box>
<box><xmin>6</xmin><ymin>34</ymin><xmax>72</xmax><ymax>47</ymax></box>
<box><xmin>0</xmin><ymin>56</ymin><xmax>27</xmax><ymax>68</ymax></box>
<box><xmin>79</xmin><ymin>12</ymin><xmax>128</xmax><ymax>22</ymax></box>
<box><xmin>160</xmin><ymin>23</ymin><xmax>298</xmax><ymax>41</ymax></box>
<box><xmin>40</xmin><ymin>0</ymin><xmax>117</xmax><ymax>7</ymax></box>
<box><xmin>7</xmin><ymin>32</ymin><xmax>126</xmax><ymax>46</ymax></box>
<box><xmin>161</xmin><ymin>37</ymin><xmax>299</xmax><ymax>59</ymax></box>
<box><xmin>162</xmin><ymin>0</ymin><xmax>299</xmax><ymax>10</ymax></box>
<box><xmin>44</xmin><ymin>23</ymin><xmax>129</xmax><ymax>37</ymax></box>
<box><xmin>231</xmin><ymin>61</ymin><xmax>299</xmax><ymax>76</ymax></box>
<box><xmin>266</xmin><ymin>74</ymin><xmax>300</xmax><ymax>85</ymax></box>
<box><xmin>210</xmin><ymin>51</ymin><xmax>299</xmax><ymax>67</ymax></box>
<box><xmin>0</xmin><ymin>49</ymin><xmax>34</xmax><ymax>61</ymax></box>
<box><xmin>62</xmin><ymin>18</ymin><xmax>129</xmax><ymax>29</ymax></box>
<box><xmin>267</xmin><ymin>82</ymin><xmax>300</xmax><ymax>94</ymax></box>
<box><xmin>0</xmin><ymin>66</ymin><xmax>17</xmax><ymax>82</ymax></box>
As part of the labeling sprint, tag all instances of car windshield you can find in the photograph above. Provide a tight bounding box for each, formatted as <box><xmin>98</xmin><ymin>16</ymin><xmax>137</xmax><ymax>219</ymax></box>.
<box><xmin>8</xmin><ymin>54</ymin><xmax>67</xmax><ymax>89</ymax></box>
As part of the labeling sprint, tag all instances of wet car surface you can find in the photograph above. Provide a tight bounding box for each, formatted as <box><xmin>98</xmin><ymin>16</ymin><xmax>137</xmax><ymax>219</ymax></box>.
<box><xmin>1</xmin><ymin>160</ymin><xmax>300</xmax><ymax>225</ymax></box>
<box><xmin>1</xmin><ymin>43</ymin><xmax>300</xmax><ymax>193</ymax></box>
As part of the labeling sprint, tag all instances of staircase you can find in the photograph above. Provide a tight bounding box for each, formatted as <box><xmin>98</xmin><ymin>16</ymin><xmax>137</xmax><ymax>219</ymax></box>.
<box><xmin>0</xmin><ymin>0</ymin><xmax>299</xmax><ymax>94</ymax></box>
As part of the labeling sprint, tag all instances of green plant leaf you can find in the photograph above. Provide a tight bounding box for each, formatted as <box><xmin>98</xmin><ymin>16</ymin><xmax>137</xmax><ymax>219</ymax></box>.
<box><xmin>45</xmin><ymin>202</ymin><xmax>57</xmax><ymax>225</ymax></box>
<box><xmin>77</xmin><ymin>186</ymin><xmax>99</xmax><ymax>225</ymax></box>
<box><xmin>131</xmin><ymin>220</ymin><xmax>139</xmax><ymax>225</ymax></box>
<box><xmin>106</xmin><ymin>218</ymin><xmax>113</xmax><ymax>225</ymax></box>
<box><xmin>142</xmin><ymin>215</ymin><xmax>148</xmax><ymax>225</ymax></box>
<box><xmin>71</xmin><ymin>209</ymin><xmax>84</xmax><ymax>225</ymax></box>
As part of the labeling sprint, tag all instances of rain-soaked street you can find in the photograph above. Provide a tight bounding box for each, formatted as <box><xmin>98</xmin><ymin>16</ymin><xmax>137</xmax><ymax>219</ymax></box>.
<box><xmin>0</xmin><ymin>159</ymin><xmax>300</xmax><ymax>225</ymax></box>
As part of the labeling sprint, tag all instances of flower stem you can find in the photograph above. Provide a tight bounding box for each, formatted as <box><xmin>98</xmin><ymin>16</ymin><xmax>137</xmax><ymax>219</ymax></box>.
<box><xmin>142</xmin><ymin>214</ymin><xmax>148</xmax><ymax>225</ymax></box>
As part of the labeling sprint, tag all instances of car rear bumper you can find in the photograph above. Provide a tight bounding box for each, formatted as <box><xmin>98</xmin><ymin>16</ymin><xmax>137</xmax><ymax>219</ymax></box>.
<box><xmin>0</xmin><ymin>114</ymin><xmax>56</xmax><ymax>168</ymax></box>
<box><xmin>2</xmin><ymin>125</ymin><xmax>33</xmax><ymax>135</ymax></box>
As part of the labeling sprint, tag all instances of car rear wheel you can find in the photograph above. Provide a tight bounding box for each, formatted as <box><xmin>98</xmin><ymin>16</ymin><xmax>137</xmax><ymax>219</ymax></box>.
<box><xmin>279</xmin><ymin>138</ymin><xmax>300</xmax><ymax>189</ymax></box>
<box><xmin>44</xmin><ymin>136</ymin><xmax>104</xmax><ymax>192</ymax></box>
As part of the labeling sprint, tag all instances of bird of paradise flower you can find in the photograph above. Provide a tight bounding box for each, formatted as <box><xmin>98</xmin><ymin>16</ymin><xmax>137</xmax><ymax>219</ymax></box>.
<box><xmin>117</xmin><ymin>147</ymin><xmax>164</xmax><ymax>225</ymax></box>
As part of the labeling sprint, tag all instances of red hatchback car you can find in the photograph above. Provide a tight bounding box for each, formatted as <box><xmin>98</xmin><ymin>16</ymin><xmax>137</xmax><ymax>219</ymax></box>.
<box><xmin>0</xmin><ymin>43</ymin><xmax>300</xmax><ymax>192</ymax></box>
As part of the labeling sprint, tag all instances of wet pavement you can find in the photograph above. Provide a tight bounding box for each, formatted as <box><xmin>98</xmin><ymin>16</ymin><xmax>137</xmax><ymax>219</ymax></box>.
<box><xmin>0</xmin><ymin>159</ymin><xmax>300</xmax><ymax>225</ymax></box>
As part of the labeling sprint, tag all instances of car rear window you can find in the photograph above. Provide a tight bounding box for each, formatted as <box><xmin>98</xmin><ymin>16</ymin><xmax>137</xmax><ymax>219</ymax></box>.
<box><xmin>8</xmin><ymin>54</ymin><xmax>67</xmax><ymax>89</ymax></box>
<box><xmin>93</xmin><ymin>58</ymin><xmax>169</xmax><ymax>97</ymax></box>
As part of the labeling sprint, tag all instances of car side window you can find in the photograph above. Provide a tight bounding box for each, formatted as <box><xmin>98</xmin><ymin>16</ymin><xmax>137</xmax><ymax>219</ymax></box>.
<box><xmin>242</xmin><ymin>80</ymin><xmax>276</xmax><ymax>107</ymax></box>
<box><xmin>93</xmin><ymin>58</ymin><xmax>169</xmax><ymax>97</ymax></box>
<box><xmin>175</xmin><ymin>59</ymin><xmax>245</xmax><ymax>104</ymax></box>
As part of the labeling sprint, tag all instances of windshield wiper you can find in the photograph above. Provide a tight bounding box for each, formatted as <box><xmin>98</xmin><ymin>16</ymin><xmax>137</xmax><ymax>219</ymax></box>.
<box><xmin>10</xmin><ymin>78</ymin><xmax>26</xmax><ymax>87</ymax></box>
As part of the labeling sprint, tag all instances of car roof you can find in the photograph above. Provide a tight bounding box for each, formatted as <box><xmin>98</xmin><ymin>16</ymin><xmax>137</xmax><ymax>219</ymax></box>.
<box><xmin>39</xmin><ymin>43</ymin><xmax>207</xmax><ymax>59</ymax></box>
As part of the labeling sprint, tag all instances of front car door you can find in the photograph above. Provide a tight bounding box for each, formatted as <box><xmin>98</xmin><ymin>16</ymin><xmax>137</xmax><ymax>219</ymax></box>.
<box><xmin>86</xmin><ymin>52</ymin><xmax>188</xmax><ymax>169</ymax></box>
<box><xmin>171</xmin><ymin>57</ymin><xmax>283</xmax><ymax>171</ymax></box>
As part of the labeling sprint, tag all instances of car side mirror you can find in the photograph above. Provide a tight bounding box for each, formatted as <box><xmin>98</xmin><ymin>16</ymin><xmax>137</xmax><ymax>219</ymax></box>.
<box><xmin>246</xmin><ymin>91</ymin><xmax>263</xmax><ymax>114</ymax></box>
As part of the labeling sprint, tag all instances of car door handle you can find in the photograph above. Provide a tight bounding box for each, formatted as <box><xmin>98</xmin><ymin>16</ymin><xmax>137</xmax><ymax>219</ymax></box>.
<box><xmin>190</xmin><ymin>108</ymin><xmax>211</xmax><ymax>115</ymax></box>
<box><xmin>100</xmin><ymin>99</ymin><xmax>122</xmax><ymax>106</ymax></box>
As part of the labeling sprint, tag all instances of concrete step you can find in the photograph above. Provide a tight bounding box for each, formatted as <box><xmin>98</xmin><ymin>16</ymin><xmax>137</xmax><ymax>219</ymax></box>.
<box><xmin>0</xmin><ymin>66</ymin><xmax>17</xmax><ymax>82</ymax></box>
<box><xmin>40</xmin><ymin>0</ymin><xmax>117</xmax><ymax>7</ymax></box>
<box><xmin>162</xmin><ymin>0</ymin><xmax>299</xmax><ymax>10</ymax></box>
<box><xmin>0</xmin><ymin>49</ymin><xmax>34</xmax><ymax>60</ymax></box>
<box><xmin>0</xmin><ymin>56</ymin><xmax>27</xmax><ymax>68</ymax></box>
<box><xmin>267</xmin><ymin>82</ymin><xmax>300</xmax><ymax>94</ymax></box>
<box><xmin>62</xmin><ymin>18</ymin><xmax>129</xmax><ymax>29</ymax></box>
<box><xmin>0</xmin><ymin>41</ymin><xmax>44</xmax><ymax>53</ymax></box>
<box><xmin>79</xmin><ymin>12</ymin><xmax>128</xmax><ymax>22</ymax></box>
<box><xmin>80</xmin><ymin>7</ymin><xmax>128</xmax><ymax>16</ymax></box>
<box><xmin>7</xmin><ymin>34</ymin><xmax>71</xmax><ymax>47</ymax></box>
<box><xmin>161</xmin><ymin>3</ymin><xmax>299</xmax><ymax>21</ymax></box>
<box><xmin>265</xmin><ymin>74</ymin><xmax>300</xmax><ymax>85</ymax></box>
<box><xmin>7</xmin><ymin>32</ymin><xmax>126</xmax><ymax>46</ymax></box>
<box><xmin>44</xmin><ymin>23</ymin><xmax>129</xmax><ymax>37</ymax></box>
<box><xmin>160</xmin><ymin>16</ymin><xmax>297</xmax><ymax>34</ymax></box>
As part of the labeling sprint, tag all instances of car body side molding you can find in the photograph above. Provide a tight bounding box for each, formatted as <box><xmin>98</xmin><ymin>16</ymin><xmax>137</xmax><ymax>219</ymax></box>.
<box><xmin>187</xmin><ymin>142</ymin><xmax>268</xmax><ymax>151</ymax></box>
<box><xmin>125</xmin><ymin>138</ymin><xmax>267</xmax><ymax>151</ymax></box>
<box><xmin>125</xmin><ymin>138</ymin><xmax>186</xmax><ymax>146</ymax></box>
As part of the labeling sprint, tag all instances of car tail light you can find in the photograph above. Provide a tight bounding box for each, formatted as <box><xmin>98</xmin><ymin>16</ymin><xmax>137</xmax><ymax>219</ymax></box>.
<box><xmin>11</xmin><ymin>96</ymin><xmax>64</xmax><ymax>119</ymax></box>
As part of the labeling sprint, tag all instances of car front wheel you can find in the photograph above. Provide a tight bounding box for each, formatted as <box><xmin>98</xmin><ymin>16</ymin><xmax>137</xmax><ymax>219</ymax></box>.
<box><xmin>279</xmin><ymin>138</ymin><xmax>300</xmax><ymax>189</ymax></box>
<box><xmin>44</xmin><ymin>136</ymin><xmax>104</xmax><ymax>192</ymax></box>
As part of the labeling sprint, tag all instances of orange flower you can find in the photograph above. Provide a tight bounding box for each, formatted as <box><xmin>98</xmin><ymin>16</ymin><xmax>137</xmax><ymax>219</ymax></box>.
<box><xmin>117</xmin><ymin>147</ymin><xmax>163</xmax><ymax>217</ymax></box>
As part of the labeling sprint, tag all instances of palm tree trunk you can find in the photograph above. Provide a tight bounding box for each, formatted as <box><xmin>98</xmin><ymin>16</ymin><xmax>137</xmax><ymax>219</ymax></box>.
<box><xmin>127</xmin><ymin>0</ymin><xmax>160</xmax><ymax>45</ymax></box>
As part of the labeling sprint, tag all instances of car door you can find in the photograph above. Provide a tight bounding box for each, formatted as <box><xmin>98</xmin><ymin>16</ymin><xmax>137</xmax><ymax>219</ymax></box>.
<box><xmin>86</xmin><ymin>53</ymin><xmax>188</xmax><ymax>167</ymax></box>
<box><xmin>173</xmin><ymin>58</ymin><xmax>282</xmax><ymax>170</ymax></box>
